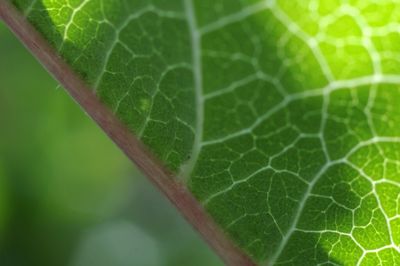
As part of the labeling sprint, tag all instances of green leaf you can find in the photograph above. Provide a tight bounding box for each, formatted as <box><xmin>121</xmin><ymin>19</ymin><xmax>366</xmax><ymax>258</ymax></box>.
<box><xmin>3</xmin><ymin>0</ymin><xmax>400</xmax><ymax>264</ymax></box>
<box><xmin>0</xmin><ymin>164</ymin><xmax>8</xmax><ymax>236</ymax></box>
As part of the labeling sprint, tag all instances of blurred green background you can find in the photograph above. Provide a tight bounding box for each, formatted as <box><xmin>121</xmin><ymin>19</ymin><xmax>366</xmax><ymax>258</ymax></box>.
<box><xmin>0</xmin><ymin>22</ymin><xmax>221</xmax><ymax>266</ymax></box>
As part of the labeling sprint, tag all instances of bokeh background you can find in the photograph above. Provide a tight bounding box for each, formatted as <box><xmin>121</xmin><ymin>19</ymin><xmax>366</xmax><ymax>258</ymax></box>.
<box><xmin>0</xmin><ymin>22</ymin><xmax>221</xmax><ymax>266</ymax></box>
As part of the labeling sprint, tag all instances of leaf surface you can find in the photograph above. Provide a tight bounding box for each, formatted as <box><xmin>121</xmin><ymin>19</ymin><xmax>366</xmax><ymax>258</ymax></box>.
<box><xmin>4</xmin><ymin>0</ymin><xmax>400</xmax><ymax>264</ymax></box>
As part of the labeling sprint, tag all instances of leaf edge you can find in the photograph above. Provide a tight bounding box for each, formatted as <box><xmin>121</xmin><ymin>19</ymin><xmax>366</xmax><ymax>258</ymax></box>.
<box><xmin>0</xmin><ymin>1</ymin><xmax>256</xmax><ymax>265</ymax></box>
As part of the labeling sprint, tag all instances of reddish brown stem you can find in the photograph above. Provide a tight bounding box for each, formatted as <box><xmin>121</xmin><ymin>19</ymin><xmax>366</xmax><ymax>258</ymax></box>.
<box><xmin>0</xmin><ymin>1</ymin><xmax>255</xmax><ymax>265</ymax></box>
